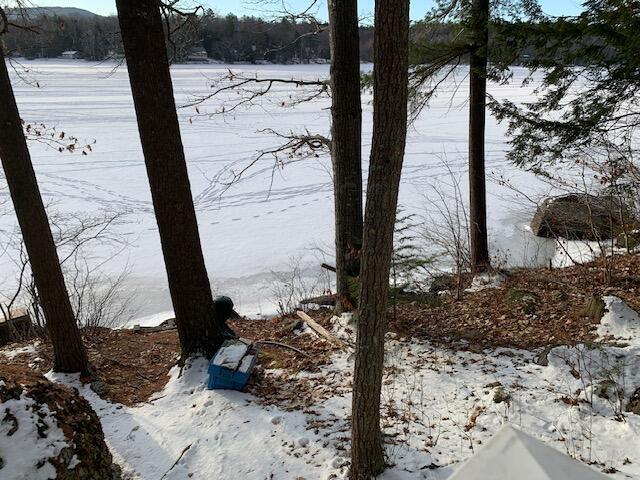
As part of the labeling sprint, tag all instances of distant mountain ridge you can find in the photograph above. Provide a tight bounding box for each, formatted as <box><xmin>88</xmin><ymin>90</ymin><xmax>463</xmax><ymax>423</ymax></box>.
<box><xmin>8</xmin><ymin>6</ymin><xmax>102</xmax><ymax>19</ymax></box>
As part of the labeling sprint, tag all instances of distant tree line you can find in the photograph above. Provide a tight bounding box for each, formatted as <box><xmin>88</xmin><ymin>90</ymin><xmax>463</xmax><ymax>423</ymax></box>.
<box><xmin>3</xmin><ymin>7</ymin><xmax>599</xmax><ymax>67</ymax></box>
<box><xmin>2</xmin><ymin>9</ymin><xmax>377</xmax><ymax>63</ymax></box>
<box><xmin>3</xmin><ymin>11</ymin><xmax>121</xmax><ymax>61</ymax></box>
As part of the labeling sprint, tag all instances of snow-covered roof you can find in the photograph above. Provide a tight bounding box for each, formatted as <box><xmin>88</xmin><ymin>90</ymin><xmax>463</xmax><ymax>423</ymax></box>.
<box><xmin>449</xmin><ymin>424</ymin><xmax>608</xmax><ymax>480</ymax></box>
<box><xmin>61</xmin><ymin>50</ymin><xmax>79</xmax><ymax>55</ymax></box>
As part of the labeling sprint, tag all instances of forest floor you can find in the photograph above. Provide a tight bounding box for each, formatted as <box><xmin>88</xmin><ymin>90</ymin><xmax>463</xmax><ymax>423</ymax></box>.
<box><xmin>2</xmin><ymin>253</ymin><xmax>640</xmax><ymax>478</ymax></box>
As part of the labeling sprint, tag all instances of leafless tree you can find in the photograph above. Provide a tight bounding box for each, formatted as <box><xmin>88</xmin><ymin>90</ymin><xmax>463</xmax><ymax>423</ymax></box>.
<box><xmin>422</xmin><ymin>160</ymin><xmax>472</xmax><ymax>299</ymax></box>
<box><xmin>1</xmin><ymin>210</ymin><xmax>136</xmax><ymax>338</ymax></box>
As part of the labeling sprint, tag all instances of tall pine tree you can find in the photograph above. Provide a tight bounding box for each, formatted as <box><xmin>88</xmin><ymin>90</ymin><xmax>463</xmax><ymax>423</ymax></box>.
<box><xmin>116</xmin><ymin>0</ymin><xmax>223</xmax><ymax>358</ymax></box>
<box><xmin>0</xmin><ymin>42</ymin><xmax>89</xmax><ymax>375</ymax></box>
<box><xmin>327</xmin><ymin>0</ymin><xmax>363</xmax><ymax>311</ymax></box>
<box><xmin>351</xmin><ymin>0</ymin><xmax>411</xmax><ymax>477</ymax></box>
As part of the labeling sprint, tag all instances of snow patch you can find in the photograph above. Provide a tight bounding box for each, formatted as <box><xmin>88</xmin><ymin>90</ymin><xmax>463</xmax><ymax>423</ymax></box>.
<box><xmin>465</xmin><ymin>272</ymin><xmax>506</xmax><ymax>292</ymax></box>
<box><xmin>552</xmin><ymin>239</ymin><xmax>604</xmax><ymax>268</ymax></box>
<box><xmin>597</xmin><ymin>296</ymin><xmax>640</xmax><ymax>345</ymax></box>
<box><xmin>0</xmin><ymin>390</ymin><xmax>70</xmax><ymax>480</ymax></box>
<box><xmin>211</xmin><ymin>341</ymin><xmax>249</xmax><ymax>369</ymax></box>
<box><xmin>330</xmin><ymin>312</ymin><xmax>356</xmax><ymax>340</ymax></box>
<box><xmin>1</xmin><ymin>343</ymin><xmax>39</xmax><ymax>359</ymax></box>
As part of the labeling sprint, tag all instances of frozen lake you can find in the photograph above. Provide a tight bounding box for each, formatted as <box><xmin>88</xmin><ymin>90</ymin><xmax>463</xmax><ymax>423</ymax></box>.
<box><xmin>2</xmin><ymin>60</ymin><xmax>560</xmax><ymax>321</ymax></box>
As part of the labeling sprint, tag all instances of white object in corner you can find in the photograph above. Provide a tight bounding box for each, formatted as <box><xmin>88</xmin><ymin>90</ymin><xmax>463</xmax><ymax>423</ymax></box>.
<box><xmin>449</xmin><ymin>424</ymin><xmax>608</xmax><ymax>480</ymax></box>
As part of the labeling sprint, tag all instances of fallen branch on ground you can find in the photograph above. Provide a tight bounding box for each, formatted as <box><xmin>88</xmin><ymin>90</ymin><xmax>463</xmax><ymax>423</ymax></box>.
<box><xmin>296</xmin><ymin>311</ymin><xmax>344</xmax><ymax>348</ymax></box>
<box><xmin>300</xmin><ymin>294</ymin><xmax>337</xmax><ymax>306</ymax></box>
<box><xmin>255</xmin><ymin>340</ymin><xmax>310</xmax><ymax>357</ymax></box>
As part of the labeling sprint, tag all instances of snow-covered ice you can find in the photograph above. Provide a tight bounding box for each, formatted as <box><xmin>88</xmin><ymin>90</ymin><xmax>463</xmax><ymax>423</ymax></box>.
<box><xmin>1</xmin><ymin>60</ymin><xmax>575</xmax><ymax>322</ymax></box>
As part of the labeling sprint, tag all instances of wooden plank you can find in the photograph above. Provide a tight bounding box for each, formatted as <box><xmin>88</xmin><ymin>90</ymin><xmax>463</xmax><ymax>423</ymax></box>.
<box><xmin>296</xmin><ymin>310</ymin><xmax>344</xmax><ymax>348</ymax></box>
<box><xmin>321</xmin><ymin>263</ymin><xmax>337</xmax><ymax>273</ymax></box>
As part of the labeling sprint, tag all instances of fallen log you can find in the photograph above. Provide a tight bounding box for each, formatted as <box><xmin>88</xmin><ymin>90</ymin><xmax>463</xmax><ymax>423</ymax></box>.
<box><xmin>296</xmin><ymin>310</ymin><xmax>344</xmax><ymax>348</ymax></box>
<box><xmin>300</xmin><ymin>294</ymin><xmax>337</xmax><ymax>306</ymax></box>
<box><xmin>132</xmin><ymin>318</ymin><xmax>176</xmax><ymax>333</ymax></box>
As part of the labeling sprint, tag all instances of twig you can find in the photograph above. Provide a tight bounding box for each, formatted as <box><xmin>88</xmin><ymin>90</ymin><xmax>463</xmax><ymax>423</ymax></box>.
<box><xmin>160</xmin><ymin>443</ymin><xmax>193</xmax><ymax>480</ymax></box>
<box><xmin>255</xmin><ymin>340</ymin><xmax>310</xmax><ymax>357</ymax></box>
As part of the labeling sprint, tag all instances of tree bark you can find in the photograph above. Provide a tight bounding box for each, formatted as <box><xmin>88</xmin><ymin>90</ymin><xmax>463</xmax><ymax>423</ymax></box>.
<box><xmin>116</xmin><ymin>0</ymin><xmax>222</xmax><ymax>358</ymax></box>
<box><xmin>350</xmin><ymin>0</ymin><xmax>410</xmax><ymax>478</ymax></box>
<box><xmin>468</xmin><ymin>0</ymin><xmax>491</xmax><ymax>272</ymax></box>
<box><xmin>0</xmin><ymin>48</ymin><xmax>89</xmax><ymax>374</ymax></box>
<box><xmin>327</xmin><ymin>0</ymin><xmax>363</xmax><ymax>311</ymax></box>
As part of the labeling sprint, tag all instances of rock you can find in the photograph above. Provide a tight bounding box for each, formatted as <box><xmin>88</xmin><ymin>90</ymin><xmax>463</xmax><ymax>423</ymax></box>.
<box><xmin>626</xmin><ymin>387</ymin><xmax>640</xmax><ymax>415</ymax></box>
<box><xmin>582</xmin><ymin>294</ymin><xmax>605</xmax><ymax>322</ymax></box>
<box><xmin>530</xmin><ymin>194</ymin><xmax>633</xmax><ymax>240</ymax></box>
<box><xmin>0</xmin><ymin>365</ymin><xmax>121</xmax><ymax>480</ymax></box>
<box><xmin>90</xmin><ymin>380</ymin><xmax>110</xmax><ymax>397</ymax></box>
<box><xmin>503</xmin><ymin>288</ymin><xmax>537</xmax><ymax>315</ymax></box>
<box><xmin>0</xmin><ymin>309</ymin><xmax>32</xmax><ymax>347</ymax></box>
<box><xmin>429</xmin><ymin>274</ymin><xmax>457</xmax><ymax>293</ymax></box>
<box><xmin>534</xmin><ymin>346</ymin><xmax>553</xmax><ymax>366</ymax></box>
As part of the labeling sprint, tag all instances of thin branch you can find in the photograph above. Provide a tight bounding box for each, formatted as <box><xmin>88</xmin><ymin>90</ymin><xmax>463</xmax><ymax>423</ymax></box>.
<box><xmin>183</xmin><ymin>70</ymin><xmax>328</xmax><ymax>114</ymax></box>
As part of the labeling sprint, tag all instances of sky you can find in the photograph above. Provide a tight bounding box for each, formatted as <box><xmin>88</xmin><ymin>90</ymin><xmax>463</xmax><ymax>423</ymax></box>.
<box><xmin>31</xmin><ymin>0</ymin><xmax>584</xmax><ymax>21</ymax></box>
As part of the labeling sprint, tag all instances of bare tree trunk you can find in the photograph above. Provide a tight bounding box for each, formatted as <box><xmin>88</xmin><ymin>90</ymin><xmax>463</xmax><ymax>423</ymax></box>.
<box><xmin>116</xmin><ymin>0</ymin><xmax>222</xmax><ymax>357</ymax></box>
<box><xmin>327</xmin><ymin>0</ymin><xmax>363</xmax><ymax>311</ymax></box>
<box><xmin>350</xmin><ymin>0</ymin><xmax>410</xmax><ymax>477</ymax></box>
<box><xmin>468</xmin><ymin>0</ymin><xmax>491</xmax><ymax>271</ymax></box>
<box><xmin>0</xmin><ymin>48</ymin><xmax>89</xmax><ymax>374</ymax></box>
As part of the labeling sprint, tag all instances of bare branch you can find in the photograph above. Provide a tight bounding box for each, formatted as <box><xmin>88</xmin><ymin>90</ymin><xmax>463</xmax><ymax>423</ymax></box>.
<box><xmin>183</xmin><ymin>70</ymin><xmax>329</xmax><ymax>115</ymax></box>
<box><xmin>195</xmin><ymin>128</ymin><xmax>330</xmax><ymax>206</ymax></box>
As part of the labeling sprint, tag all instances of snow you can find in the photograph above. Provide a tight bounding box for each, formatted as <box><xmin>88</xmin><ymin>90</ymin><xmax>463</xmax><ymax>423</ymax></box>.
<box><xmin>449</xmin><ymin>424</ymin><xmax>608</xmax><ymax>479</ymax></box>
<box><xmin>330</xmin><ymin>312</ymin><xmax>356</xmax><ymax>340</ymax></box>
<box><xmin>238</xmin><ymin>353</ymin><xmax>256</xmax><ymax>374</ymax></box>
<box><xmin>211</xmin><ymin>341</ymin><xmax>249</xmax><ymax>369</ymax></box>
<box><xmin>38</xmin><ymin>297</ymin><xmax>640</xmax><ymax>479</ymax></box>
<box><xmin>0</xmin><ymin>389</ymin><xmax>70</xmax><ymax>480</ymax></box>
<box><xmin>551</xmin><ymin>239</ymin><xmax>608</xmax><ymax>268</ymax></box>
<box><xmin>465</xmin><ymin>272</ymin><xmax>506</xmax><ymax>292</ymax></box>
<box><xmin>48</xmin><ymin>359</ymin><xmax>351</xmax><ymax>480</ymax></box>
<box><xmin>597</xmin><ymin>296</ymin><xmax>640</xmax><ymax>345</ymax></box>
<box><xmin>0</xmin><ymin>343</ymin><xmax>38</xmax><ymax>359</ymax></box>
<box><xmin>0</xmin><ymin>60</ymin><xmax>570</xmax><ymax>322</ymax></box>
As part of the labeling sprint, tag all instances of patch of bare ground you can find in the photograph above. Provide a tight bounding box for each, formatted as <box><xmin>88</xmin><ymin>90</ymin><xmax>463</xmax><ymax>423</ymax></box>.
<box><xmin>0</xmin><ymin>318</ymin><xmax>341</xmax><ymax>407</ymax></box>
<box><xmin>0</xmin><ymin>329</ymin><xmax>180</xmax><ymax>405</ymax></box>
<box><xmin>383</xmin><ymin>252</ymin><xmax>640</xmax><ymax>351</ymax></box>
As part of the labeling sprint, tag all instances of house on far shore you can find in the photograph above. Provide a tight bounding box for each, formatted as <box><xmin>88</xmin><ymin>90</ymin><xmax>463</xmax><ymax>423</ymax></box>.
<box><xmin>61</xmin><ymin>50</ymin><xmax>81</xmax><ymax>60</ymax></box>
<box><xmin>0</xmin><ymin>308</ymin><xmax>32</xmax><ymax>346</ymax></box>
<box><xmin>186</xmin><ymin>48</ymin><xmax>209</xmax><ymax>63</ymax></box>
